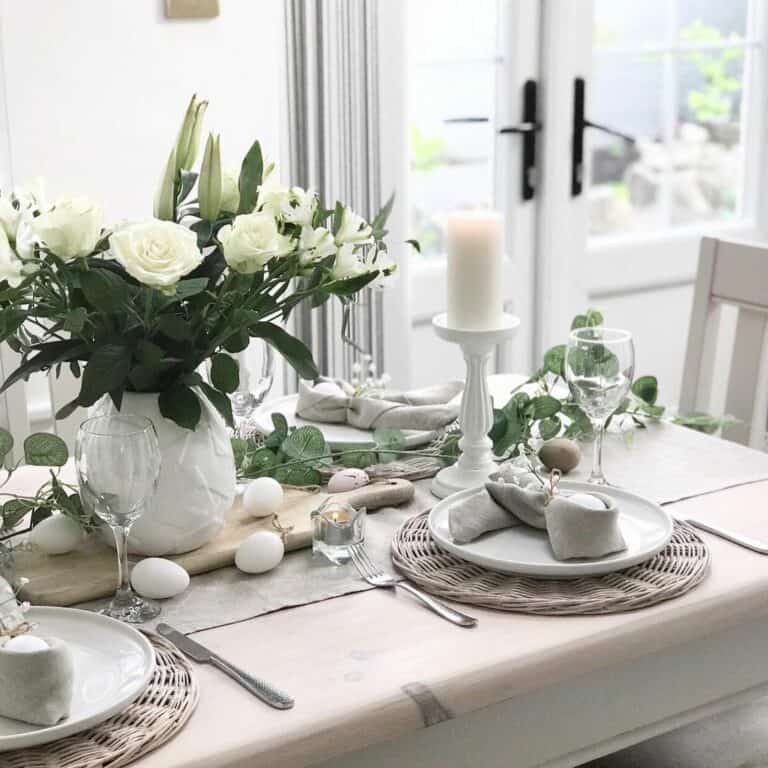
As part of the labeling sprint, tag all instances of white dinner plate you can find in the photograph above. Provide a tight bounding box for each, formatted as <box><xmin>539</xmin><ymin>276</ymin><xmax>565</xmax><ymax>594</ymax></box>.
<box><xmin>251</xmin><ymin>393</ymin><xmax>440</xmax><ymax>449</ymax></box>
<box><xmin>429</xmin><ymin>481</ymin><xmax>673</xmax><ymax>578</ymax></box>
<box><xmin>0</xmin><ymin>607</ymin><xmax>155</xmax><ymax>752</ymax></box>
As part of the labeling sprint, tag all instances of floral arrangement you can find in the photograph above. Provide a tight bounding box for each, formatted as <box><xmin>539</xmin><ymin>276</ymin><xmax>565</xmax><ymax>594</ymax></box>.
<box><xmin>0</xmin><ymin>94</ymin><xmax>397</xmax><ymax>430</ymax></box>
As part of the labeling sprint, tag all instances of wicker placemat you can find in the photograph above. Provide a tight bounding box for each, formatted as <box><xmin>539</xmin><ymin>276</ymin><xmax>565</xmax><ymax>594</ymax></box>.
<box><xmin>391</xmin><ymin>513</ymin><xmax>711</xmax><ymax>615</ymax></box>
<box><xmin>3</xmin><ymin>632</ymin><xmax>199</xmax><ymax>768</ymax></box>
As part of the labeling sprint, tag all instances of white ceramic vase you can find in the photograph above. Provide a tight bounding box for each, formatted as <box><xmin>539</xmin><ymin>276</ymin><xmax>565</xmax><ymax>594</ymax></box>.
<box><xmin>92</xmin><ymin>390</ymin><xmax>236</xmax><ymax>556</ymax></box>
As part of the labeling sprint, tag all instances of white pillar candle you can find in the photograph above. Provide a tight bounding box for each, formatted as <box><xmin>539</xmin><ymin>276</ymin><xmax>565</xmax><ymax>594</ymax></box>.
<box><xmin>446</xmin><ymin>210</ymin><xmax>504</xmax><ymax>330</ymax></box>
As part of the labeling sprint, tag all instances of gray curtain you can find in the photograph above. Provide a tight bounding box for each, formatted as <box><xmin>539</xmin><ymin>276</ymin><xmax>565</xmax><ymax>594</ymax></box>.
<box><xmin>284</xmin><ymin>0</ymin><xmax>384</xmax><ymax>385</ymax></box>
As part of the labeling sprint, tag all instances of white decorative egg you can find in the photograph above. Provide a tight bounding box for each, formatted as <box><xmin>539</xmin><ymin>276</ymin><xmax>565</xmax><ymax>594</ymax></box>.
<box><xmin>313</xmin><ymin>381</ymin><xmax>345</xmax><ymax>397</ymax></box>
<box><xmin>130</xmin><ymin>558</ymin><xmax>190</xmax><ymax>600</ymax></box>
<box><xmin>328</xmin><ymin>468</ymin><xmax>369</xmax><ymax>493</ymax></box>
<box><xmin>242</xmin><ymin>477</ymin><xmax>284</xmax><ymax>519</ymax></box>
<box><xmin>3</xmin><ymin>635</ymin><xmax>49</xmax><ymax>653</ymax></box>
<box><xmin>567</xmin><ymin>492</ymin><xmax>606</xmax><ymax>511</ymax></box>
<box><xmin>29</xmin><ymin>515</ymin><xmax>83</xmax><ymax>555</ymax></box>
<box><xmin>235</xmin><ymin>531</ymin><xmax>284</xmax><ymax>574</ymax></box>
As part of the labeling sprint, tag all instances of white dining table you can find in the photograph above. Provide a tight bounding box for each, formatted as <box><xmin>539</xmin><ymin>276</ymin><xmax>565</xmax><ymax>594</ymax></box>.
<box><xmin>9</xmin><ymin>374</ymin><xmax>768</xmax><ymax>768</ymax></box>
<box><xmin>116</xmin><ymin>477</ymin><xmax>768</xmax><ymax>768</ymax></box>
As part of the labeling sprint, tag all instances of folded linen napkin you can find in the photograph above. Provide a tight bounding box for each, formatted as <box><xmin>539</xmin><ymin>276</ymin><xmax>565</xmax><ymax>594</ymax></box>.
<box><xmin>0</xmin><ymin>636</ymin><xmax>74</xmax><ymax>725</ymax></box>
<box><xmin>449</xmin><ymin>466</ymin><xmax>626</xmax><ymax>561</ymax></box>
<box><xmin>296</xmin><ymin>379</ymin><xmax>464</xmax><ymax>431</ymax></box>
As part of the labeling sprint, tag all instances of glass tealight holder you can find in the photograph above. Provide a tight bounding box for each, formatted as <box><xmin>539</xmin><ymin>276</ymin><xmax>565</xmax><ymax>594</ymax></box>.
<box><xmin>311</xmin><ymin>500</ymin><xmax>366</xmax><ymax>565</ymax></box>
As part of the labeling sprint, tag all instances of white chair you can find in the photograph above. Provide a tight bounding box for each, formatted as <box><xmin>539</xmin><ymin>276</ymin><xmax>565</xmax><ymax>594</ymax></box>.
<box><xmin>681</xmin><ymin>236</ymin><xmax>768</xmax><ymax>449</ymax></box>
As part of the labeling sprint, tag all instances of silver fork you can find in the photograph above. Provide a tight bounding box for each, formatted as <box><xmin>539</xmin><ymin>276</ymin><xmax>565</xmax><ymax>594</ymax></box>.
<box><xmin>350</xmin><ymin>545</ymin><xmax>477</xmax><ymax>628</ymax></box>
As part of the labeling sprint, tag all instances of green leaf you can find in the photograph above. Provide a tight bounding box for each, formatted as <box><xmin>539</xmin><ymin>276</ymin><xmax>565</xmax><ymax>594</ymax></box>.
<box><xmin>223</xmin><ymin>329</ymin><xmax>249</xmax><ymax>353</ymax></box>
<box><xmin>63</xmin><ymin>307</ymin><xmax>88</xmax><ymax>333</ymax></box>
<box><xmin>159</xmin><ymin>385</ymin><xmax>201</xmax><ymax>430</ymax></box>
<box><xmin>631</xmin><ymin>375</ymin><xmax>658</xmax><ymax>405</ymax></box>
<box><xmin>241</xmin><ymin>447</ymin><xmax>279</xmax><ymax>477</ymax></box>
<box><xmin>78</xmin><ymin>345</ymin><xmax>132</xmax><ymax>407</ymax></box>
<box><xmin>405</xmin><ymin>238</ymin><xmax>421</xmax><ymax>253</ymax></box>
<box><xmin>274</xmin><ymin>464</ymin><xmax>321</xmax><ymax>486</ymax></box>
<box><xmin>373</xmin><ymin>428</ymin><xmax>406</xmax><ymax>462</ymax></box>
<box><xmin>281</xmin><ymin>426</ymin><xmax>328</xmax><ymax>463</ymax></box>
<box><xmin>24</xmin><ymin>433</ymin><xmax>68</xmax><ymax>466</ymax></box>
<box><xmin>250</xmin><ymin>322</ymin><xmax>318</xmax><ymax>381</ymax></box>
<box><xmin>173</xmin><ymin>278</ymin><xmax>209</xmax><ymax>300</ymax></box>
<box><xmin>371</xmin><ymin>192</ymin><xmax>395</xmax><ymax>238</ymax></box>
<box><xmin>339</xmin><ymin>450</ymin><xmax>378</xmax><ymax>469</ymax></box>
<box><xmin>237</xmin><ymin>140</ymin><xmax>264</xmax><ymax>214</ymax></box>
<box><xmin>1</xmin><ymin>340</ymin><xmax>87</xmax><ymax>394</ymax></box>
<box><xmin>543</xmin><ymin>345</ymin><xmax>566</xmax><ymax>377</ymax></box>
<box><xmin>200</xmin><ymin>382</ymin><xmax>234</xmax><ymax>428</ymax></box>
<box><xmin>488</xmin><ymin>409</ymin><xmax>507</xmax><ymax>442</ymax></box>
<box><xmin>79</xmin><ymin>268</ymin><xmax>128</xmax><ymax>313</ymax></box>
<box><xmin>271</xmin><ymin>412</ymin><xmax>289</xmax><ymax>435</ymax></box>
<box><xmin>157</xmin><ymin>315</ymin><xmax>192</xmax><ymax>341</ymax></box>
<box><xmin>0</xmin><ymin>428</ymin><xmax>13</xmax><ymax>461</ymax></box>
<box><xmin>2</xmin><ymin>498</ymin><xmax>35</xmax><ymax>529</ymax></box>
<box><xmin>264</xmin><ymin>412</ymin><xmax>289</xmax><ymax>450</ymax></box>
<box><xmin>539</xmin><ymin>415</ymin><xmax>562</xmax><ymax>440</ymax></box>
<box><xmin>210</xmin><ymin>353</ymin><xmax>239</xmax><ymax>394</ymax></box>
<box><xmin>231</xmin><ymin>437</ymin><xmax>248</xmax><ymax>467</ymax></box>
<box><xmin>529</xmin><ymin>395</ymin><xmax>561</xmax><ymax>419</ymax></box>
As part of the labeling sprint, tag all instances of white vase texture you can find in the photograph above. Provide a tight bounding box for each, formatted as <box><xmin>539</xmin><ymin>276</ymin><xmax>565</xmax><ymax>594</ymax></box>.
<box><xmin>92</xmin><ymin>390</ymin><xmax>236</xmax><ymax>556</ymax></box>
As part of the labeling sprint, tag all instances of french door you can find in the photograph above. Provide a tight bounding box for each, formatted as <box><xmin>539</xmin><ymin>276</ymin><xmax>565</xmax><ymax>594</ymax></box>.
<box><xmin>389</xmin><ymin>0</ymin><xmax>768</xmax><ymax>407</ymax></box>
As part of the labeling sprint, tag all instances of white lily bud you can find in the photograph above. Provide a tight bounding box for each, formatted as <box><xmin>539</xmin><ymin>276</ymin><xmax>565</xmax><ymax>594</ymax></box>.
<box><xmin>153</xmin><ymin>146</ymin><xmax>178</xmax><ymax>221</ymax></box>
<box><xmin>174</xmin><ymin>95</ymin><xmax>208</xmax><ymax>172</ymax></box>
<box><xmin>199</xmin><ymin>133</ymin><xmax>222</xmax><ymax>222</ymax></box>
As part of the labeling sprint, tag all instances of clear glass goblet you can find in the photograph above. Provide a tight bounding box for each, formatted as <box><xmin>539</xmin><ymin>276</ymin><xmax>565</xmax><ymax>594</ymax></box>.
<box><xmin>205</xmin><ymin>340</ymin><xmax>275</xmax><ymax>434</ymax></box>
<box><xmin>75</xmin><ymin>415</ymin><xmax>161</xmax><ymax>623</ymax></box>
<box><xmin>565</xmin><ymin>327</ymin><xmax>635</xmax><ymax>485</ymax></box>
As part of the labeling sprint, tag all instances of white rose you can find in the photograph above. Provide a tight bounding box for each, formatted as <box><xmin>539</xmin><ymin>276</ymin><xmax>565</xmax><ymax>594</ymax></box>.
<box><xmin>30</xmin><ymin>196</ymin><xmax>103</xmax><ymax>261</ymax></box>
<box><xmin>298</xmin><ymin>224</ymin><xmax>336</xmax><ymax>266</ymax></box>
<box><xmin>219</xmin><ymin>211</ymin><xmax>294</xmax><ymax>274</ymax></box>
<box><xmin>220</xmin><ymin>168</ymin><xmax>240</xmax><ymax>213</ymax></box>
<box><xmin>334</xmin><ymin>206</ymin><xmax>373</xmax><ymax>246</ymax></box>
<box><xmin>0</xmin><ymin>228</ymin><xmax>23</xmax><ymax>287</ymax></box>
<box><xmin>110</xmin><ymin>220</ymin><xmax>204</xmax><ymax>290</ymax></box>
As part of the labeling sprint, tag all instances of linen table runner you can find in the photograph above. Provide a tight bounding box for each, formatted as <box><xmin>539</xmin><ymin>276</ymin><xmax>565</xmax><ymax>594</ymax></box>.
<box><xmin>79</xmin><ymin>422</ymin><xmax>768</xmax><ymax>634</ymax></box>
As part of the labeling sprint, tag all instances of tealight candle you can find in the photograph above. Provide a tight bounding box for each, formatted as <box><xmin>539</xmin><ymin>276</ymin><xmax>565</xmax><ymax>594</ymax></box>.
<box><xmin>446</xmin><ymin>210</ymin><xmax>504</xmax><ymax>330</ymax></box>
<box><xmin>311</xmin><ymin>500</ymin><xmax>366</xmax><ymax>565</ymax></box>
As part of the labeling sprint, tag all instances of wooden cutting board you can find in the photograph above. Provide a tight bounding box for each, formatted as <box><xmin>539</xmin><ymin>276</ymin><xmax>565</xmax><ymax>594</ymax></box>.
<box><xmin>15</xmin><ymin>479</ymin><xmax>414</xmax><ymax>607</ymax></box>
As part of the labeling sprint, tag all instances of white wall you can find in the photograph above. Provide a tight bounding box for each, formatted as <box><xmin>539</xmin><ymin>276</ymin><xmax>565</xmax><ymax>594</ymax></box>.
<box><xmin>0</xmin><ymin>0</ymin><xmax>284</xmax><ymax>219</ymax></box>
<box><xmin>0</xmin><ymin>0</ymin><xmax>286</xmax><ymax>435</ymax></box>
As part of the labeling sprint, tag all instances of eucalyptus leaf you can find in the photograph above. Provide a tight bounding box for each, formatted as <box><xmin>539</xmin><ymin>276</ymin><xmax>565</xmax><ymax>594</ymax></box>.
<box><xmin>632</xmin><ymin>375</ymin><xmax>658</xmax><ymax>405</ymax></box>
<box><xmin>529</xmin><ymin>395</ymin><xmax>561</xmax><ymax>419</ymax></box>
<box><xmin>0</xmin><ymin>428</ymin><xmax>13</xmax><ymax>462</ymax></box>
<box><xmin>24</xmin><ymin>433</ymin><xmax>68</xmax><ymax>466</ymax></box>
<box><xmin>281</xmin><ymin>426</ymin><xmax>328</xmax><ymax>463</ymax></box>
<box><xmin>274</xmin><ymin>464</ymin><xmax>321</xmax><ymax>486</ymax></box>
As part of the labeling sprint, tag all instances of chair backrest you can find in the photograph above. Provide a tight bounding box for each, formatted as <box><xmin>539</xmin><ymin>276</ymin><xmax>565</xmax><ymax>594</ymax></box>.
<box><xmin>681</xmin><ymin>236</ymin><xmax>768</xmax><ymax>449</ymax></box>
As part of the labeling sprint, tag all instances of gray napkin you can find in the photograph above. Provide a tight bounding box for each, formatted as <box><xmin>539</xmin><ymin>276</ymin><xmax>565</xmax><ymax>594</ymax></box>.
<box><xmin>296</xmin><ymin>379</ymin><xmax>463</xmax><ymax>431</ymax></box>
<box><xmin>448</xmin><ymin>468</ymin><xmax>626</xmax><ymax>561</ymax></box>
<box><xmin>0</xmin><ymin>636</ymin><xmax>74</xmax><ymax>725</ymax></box>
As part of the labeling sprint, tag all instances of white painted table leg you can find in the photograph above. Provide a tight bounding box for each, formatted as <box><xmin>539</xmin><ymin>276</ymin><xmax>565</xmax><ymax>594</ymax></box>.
<box><xmin>431</xmin><ymin>313</ymin><xmax>520</xmax><ymax>499</ymax></box>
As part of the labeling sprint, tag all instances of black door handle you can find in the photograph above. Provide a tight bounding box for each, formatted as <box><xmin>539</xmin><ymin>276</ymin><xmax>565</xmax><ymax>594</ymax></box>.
<box><xmin>571</xmin><ymin>77</ymin><xmax>636</xmax><ymax>197</ymax></box>
<box><xmin>445</xmin><ymin>79</ymin><xmax>540</xmax><ymax>201</ymax></box>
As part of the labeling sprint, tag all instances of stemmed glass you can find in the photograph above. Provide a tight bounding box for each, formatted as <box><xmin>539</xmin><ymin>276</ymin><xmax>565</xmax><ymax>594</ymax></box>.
<box><xmin>205</xmin><ymin>340</ymin><xmax>275</xmax><ymax>434</ymax></box>
<box><xmin>565</xmin><ymin>327</ymin><xmax>635</xmax><ymax>485</ymax></box>
<box><xmin>75</xmin><ymin>415</ymin><xmax>161</xmax><ymax>623</ymax></box>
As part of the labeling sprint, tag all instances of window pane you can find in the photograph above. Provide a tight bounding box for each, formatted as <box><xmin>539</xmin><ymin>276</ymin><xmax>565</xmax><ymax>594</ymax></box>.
<box><xmin>408</xmin><ymin>0</ymin><xmax>498</xmax><ymax>258</ymax></box>
<box><xmin>672</xmin><ymin>48</ymin><xmax>744</xmax><ymax>225</ymax></box>
<box><xmin>589</xmin><ymin>57</ymin><xmax>666</xmax><ymax>235</ymax></box>
<box><xmin>593</xmin><ymin>0</ymin><xmax>668</xmax><ymax>49</ymax></box>
<box><xmin>677</xmin><ymin>0</ymin><xmax>748</xmax><ymax>41</ymax></box>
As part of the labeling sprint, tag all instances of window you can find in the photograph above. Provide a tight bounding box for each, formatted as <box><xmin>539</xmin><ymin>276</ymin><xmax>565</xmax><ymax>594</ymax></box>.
<box><xmin>589</xmin><ymin>0</ymin><xmax>754</xmax><ymax>237</ymax></box>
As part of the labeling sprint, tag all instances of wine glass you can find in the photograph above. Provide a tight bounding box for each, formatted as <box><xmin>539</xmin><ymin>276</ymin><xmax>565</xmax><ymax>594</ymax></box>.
<box><xmin>205</xmin><ymin>340</ymin><xmax>275</xmax><ymax>434</ymax></box>
<box><xmin>565</xmin><ymin>327</ymin><xmax>635</xmax><ymax>485</ymax></box>
<box><xmin>75</xmin><ymin>415</ymin><xmax>161</xmax><ymax>623</ymax></box>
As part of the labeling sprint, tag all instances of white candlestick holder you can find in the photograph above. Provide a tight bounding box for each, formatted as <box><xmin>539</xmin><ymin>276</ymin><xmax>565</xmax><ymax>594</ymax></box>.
<box><xmin>431</xmin><ymin>312</ymin><xmax>520</xmax><ymax>499</ymax></box>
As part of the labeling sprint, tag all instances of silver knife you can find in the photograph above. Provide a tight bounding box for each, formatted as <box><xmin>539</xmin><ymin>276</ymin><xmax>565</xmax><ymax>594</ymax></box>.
<box><xmin>157</xmin><ymin>623</ymin><xmax>294</xmax><ymax>710</ymax></box>
<box><xmin>675</xmin><ymin>517</ymin><xmax>768</xmax><ymax>555</ymax></box>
